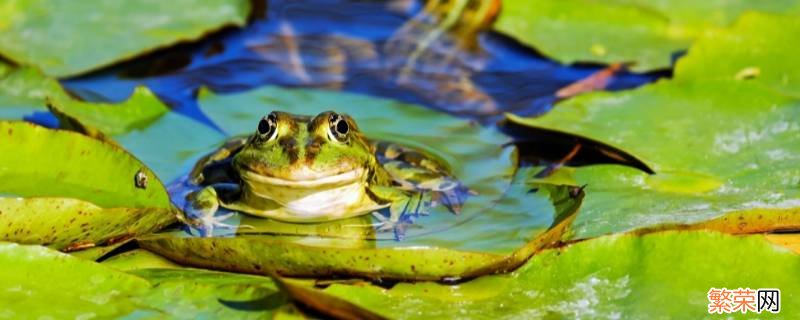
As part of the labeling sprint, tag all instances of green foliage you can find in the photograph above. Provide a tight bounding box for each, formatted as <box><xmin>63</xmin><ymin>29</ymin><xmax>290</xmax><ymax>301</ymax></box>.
<box><xmin>495</xmin><ymin>0</ymin><xmax>800</xmax><ymax>71</ymax></box>
<box><xmin>511</xmin><ymin>12</ymin><xmax>800</xmax><ymax>239</ymax></box>
<box><xmin>322</xmin><ymin>231</ymin><xmax>800</xmax><ymax>318</ymax></box>
<box><xmin>0</xmin><ymin>0</ymin><xmax>251</xmax><ymax>77</ymax></box>
<box><xmin>0</xmin><ymin>121</ymin><xmax>176</xmax><ymax>249</ymax></box>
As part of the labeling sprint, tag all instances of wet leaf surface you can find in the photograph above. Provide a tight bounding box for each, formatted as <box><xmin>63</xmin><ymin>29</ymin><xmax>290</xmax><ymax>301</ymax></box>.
<box><xmin>0</xmin><ymin>121</ymin><xmax>176</xmax><ymax>250</ymax></box>
<box><xmin>0</xmin><ymin>0</ymin><xmax>252</xmax><ymax>77</ymax></box>
<box><xmin>495</xmin><ymin>0</ymin><xmax>800</xmax><ymax>71</ymax></box>
<box><xmin>321</xmin><ymin>231</ymin><xmax>800</xmax><ymax>318</ymax></box>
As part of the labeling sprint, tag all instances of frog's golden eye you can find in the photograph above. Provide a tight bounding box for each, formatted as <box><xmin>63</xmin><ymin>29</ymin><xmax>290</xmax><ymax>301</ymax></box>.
<box><xmin>327</xmin><ymin>112</ymin><xmax>349</xmax><ymax>142</ymax></box>
<box><xmin>257</xmin><ymin>112</ymin><xmax>278</xmax><ymax>141</ymax></box>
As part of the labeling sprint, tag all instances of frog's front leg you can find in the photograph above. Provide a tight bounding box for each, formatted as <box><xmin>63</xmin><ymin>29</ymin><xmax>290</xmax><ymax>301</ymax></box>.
<box><xmin>182</xmin><ymin>186</ymin><xmax>238</xmax><ymax>237</ymax></box>
<box><xmin>367</xmin><ymin>186</ymin><xmax>430</xmax><ymax>235</ymax></box>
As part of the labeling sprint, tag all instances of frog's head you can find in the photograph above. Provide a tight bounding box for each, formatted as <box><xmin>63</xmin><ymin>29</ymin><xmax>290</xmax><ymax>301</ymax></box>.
<box><xmin>233</xmin><ymin>111</ymin><xmax>377</xmax><ymax>187</ymax></box>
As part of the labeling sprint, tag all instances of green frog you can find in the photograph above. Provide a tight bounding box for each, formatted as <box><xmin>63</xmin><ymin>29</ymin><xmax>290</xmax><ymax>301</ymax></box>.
<box><xmin>182</xmin><ymin>110</ymin><xmax>467</xmax><ymax>237</ymax></box>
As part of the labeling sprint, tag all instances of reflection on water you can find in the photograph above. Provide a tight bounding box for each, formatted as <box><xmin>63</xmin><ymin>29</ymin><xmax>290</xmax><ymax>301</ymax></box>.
<box><xmin>57</xmin><ymin>1</ymin><xmax>664</xmax><ymax>255</ymax></box>
<box><xmin>62</xmin><ymin>0</ymin><xmax>660</xmax><ymax>126</ymax></box>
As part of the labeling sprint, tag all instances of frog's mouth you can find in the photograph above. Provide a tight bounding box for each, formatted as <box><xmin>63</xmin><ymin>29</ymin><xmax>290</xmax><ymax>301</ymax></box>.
<box><xmin>237</xmin><ymin>167</ymin><xmax>382</xmax><ymax>220</ymax></box>
<box><xmin>239</xmin><ymin>167</ymin><xmax>366</xmax><ymax>189</ymax></box>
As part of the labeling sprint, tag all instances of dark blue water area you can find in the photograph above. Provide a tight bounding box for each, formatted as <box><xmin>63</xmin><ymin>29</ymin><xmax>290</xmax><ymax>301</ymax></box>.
<box><xmin>60</xmin><ymin>0</ymin><xmax>665</xmax><ymax>134</ymax></box>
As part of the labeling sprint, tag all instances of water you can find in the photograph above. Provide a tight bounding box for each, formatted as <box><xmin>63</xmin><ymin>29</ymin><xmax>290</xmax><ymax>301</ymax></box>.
<box><xmin>52</xmin><ymin>1</ymin><xmax>663</xmax><ymax>254</ymax></box>
<box><xmin>61</xmin><ymin>0</ymin><xmax>660</xmax><ymax>128</ymax></box>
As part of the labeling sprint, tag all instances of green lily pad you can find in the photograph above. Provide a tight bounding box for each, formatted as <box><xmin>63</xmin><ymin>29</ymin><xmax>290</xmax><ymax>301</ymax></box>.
<box><xmin>0</xmin><ymin>0</ymin><xmax>252</xmax><ymax>77</ymax></box>
<box><xmin>0</xmin><ymin>242</ymin><xmax>301</xmax><ymax>318</ymax></box>
<box><xmin>494</xmin><ymin>0</ymin><xmax>800</xmax><ymax>71</ymax></box>
<box><xmin>507</xmin><ymin>10</ymin><xmax>800</xmax><ymax>239</ymax></box>
<box><xmin>133</xmin><ymin>87</ymin><xmax>583</xmax><ymax>280</ymax></box>
<box><xmin>139</xmin><ymin>184</ymin><xmax>582</xmax><ymax>281</ymax></box>
<box><xmin>508</xmin><ymin>78</ymin><xmax>800</xmax><ymax>239</ymax></box>
<box><xmin>0</xmin><ymin>63</ymin><xmax>54</xmax><ymax>119</ymax></box>
<box><xmin>0</xmin><ymin>64</ymin><xmax>171</xmax><ymax>137</ymax></box>
<box><xmin>674</xmin><ymin>12</ymin><xmax>800</xmax><ymax>97</ymax></box>
<box><xmin>320</xmin><ymin>231</ymin><xmax>800</xmax><ymax>318</ymax></box>
<box><xmin>130</xmin><ymin>268</ymin><xmax>290</xmax><ymax>319</ymax></box>
<box><xmin>48</xmin><ymin>86</ymin><xmax>170</xmax><ymax>136</ymax></box>
<box><xmin>0</xmin><ymin>242</ymin><xmax>151</xmax><ymax>318</ymax></box>
<box><xmin>0</xmin><ymin>121</ymin><xmax>176</xmax><ymax>249</ymax></box>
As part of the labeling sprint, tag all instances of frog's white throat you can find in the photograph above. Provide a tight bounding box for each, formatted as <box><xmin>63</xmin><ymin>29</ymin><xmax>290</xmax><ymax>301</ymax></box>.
<box><xmin>238</xmin><ymin>168</ymin><xmax>385</xmax><ymax>220</ymax></box>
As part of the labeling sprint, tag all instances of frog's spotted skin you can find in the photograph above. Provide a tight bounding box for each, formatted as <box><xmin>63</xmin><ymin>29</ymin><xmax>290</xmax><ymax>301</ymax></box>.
<box><xmin>184</xmin><ymin>111</ymin><xmax>468</xmax><ymax>238</ymax></box>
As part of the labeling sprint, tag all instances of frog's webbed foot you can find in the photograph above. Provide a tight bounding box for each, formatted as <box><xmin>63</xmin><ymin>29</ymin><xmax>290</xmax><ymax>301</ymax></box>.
<box><xmin>420</xmin><ymin>178</ymin><xmax>474</xmax><ymax>215</ymax></box>
<box><xmin>371</xmin><ymin>212</ymin><xmax>420</xmax><ymax>241</ymax></box>
<box><xmin>371</xmin><ymin>191</ymin><xmax>429</xmax><ymax>238</ymax></box>
<box><xmin>182</xmin><ymin>187</ymin><xmax>240</xmax><ymax>237</ymax></box>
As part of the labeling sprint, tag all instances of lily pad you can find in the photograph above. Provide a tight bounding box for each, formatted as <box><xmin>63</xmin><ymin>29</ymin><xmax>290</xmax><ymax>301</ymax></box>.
<box><xmin>0</xmin><ymin>242</ymin><xmax>151</xmax><ymax>318</ymax></box>
<box><xmin>139</xmin><ymin>184</ymin><xmax>582</xmax><ymax>281</ymax></box>
<box><xmin>320</xmin><ymin>231</ymin><xmax>800</xmax><ymax>318</ymax></box>
<box><xmin>0</xmin><ymin>0</ymin><xmax>252</xmax><ymax>77</ymax></box>
<box><xmin>508</xmin><ymin>78</ymin><xmax>800</xmax><ymax>239</ymax></box>
<box><xmin>136</xmin><ymin>87</ymin><xmax>589</xmax><ymax>280</ymax></box>
<box><xmin>48</xmin><ymin>86</ymin><xmax>170</xmax><ymax>136</ymax></box>
<box><xmin>494</xmin><ymin>0</ymin><xmax>800</xmax><ymax>71</ymax></box>
<box><xmin>0</xmin><ymin>242</ymin><xmax>300</xmax><ymax>318</ymax></box>
<box><xmin>674</xmin><ymin>12</ymin><xmax>800</xmax><ymax>97</ymax></box>
<box><xmin>0</xmin><ymin>63</ymin><xmax>171</xmax><ymax>136</ymax></box>
<box><xmin>0</xmin><ymin>63</ymin><xmax>54</xmax><ymax>120</ymax></box>
<box><xmin>507</xmin><ymin>13</ymin><xmax>800</xmax><ymax>239</ymax></box>
<box><xmin>0</xmin><ymin>121</ymin><xmax>176</xmax><ymax>249</ymax></box>
<box><xmin>130</xmin><ymin>268</ymin><xmax>290</xmax><ymax>319</ymax></box>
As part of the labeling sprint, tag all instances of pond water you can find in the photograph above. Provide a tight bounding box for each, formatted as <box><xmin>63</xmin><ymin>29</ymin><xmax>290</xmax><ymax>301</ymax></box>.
<box><xmin>56</xmin><ymin>0</ymin><xmax>661</xmax><ymax>255</ymax></box>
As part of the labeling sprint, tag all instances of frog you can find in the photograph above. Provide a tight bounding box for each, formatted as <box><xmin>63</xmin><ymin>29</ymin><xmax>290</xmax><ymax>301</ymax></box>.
<box><xmin>181</xmin><ymin>110</ymin><xmax>468</xmax><ymax>237</ymax></box>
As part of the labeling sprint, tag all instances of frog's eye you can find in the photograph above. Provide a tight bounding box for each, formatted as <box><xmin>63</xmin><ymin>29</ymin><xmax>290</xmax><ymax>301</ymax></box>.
<box><xmin>328</xmin><ymin>112</ymin><xmax>349</xmax><ymax>142</ymax></box>
<box><xmin>257</xmin><ymin>113</ymin><xmax>278</xmax><ymax>141</ymax></box>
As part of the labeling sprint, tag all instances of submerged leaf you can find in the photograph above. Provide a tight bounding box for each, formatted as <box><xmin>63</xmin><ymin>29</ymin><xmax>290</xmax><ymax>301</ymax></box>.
<box><xmin>0</xmin><ymin>0</ymin><xmax>252</xmax><ymax>77</ymax></box>
<box><xmin>139</xmin><ymin>185</ymin><xmax>582</xmax><ymax>281</ymax></box>
<box><xmin>0</xmin><ymin>121</ymin><xmax>176</xmax><ymax>250</ymax></box>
